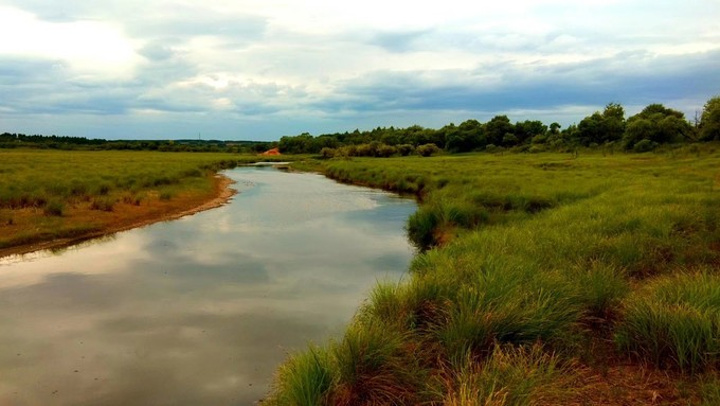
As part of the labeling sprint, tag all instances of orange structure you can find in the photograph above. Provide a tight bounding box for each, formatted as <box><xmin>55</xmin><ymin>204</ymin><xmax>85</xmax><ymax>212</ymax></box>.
<box><xmin>262</xmin><ymin>148</ymin><xmax>281</xmax><ymax>156</ymax></box>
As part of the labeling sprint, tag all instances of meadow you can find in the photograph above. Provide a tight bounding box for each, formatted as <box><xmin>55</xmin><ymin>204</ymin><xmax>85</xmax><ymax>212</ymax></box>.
<box><xmin>269</xmin><ymin>146</ymin><xmax>720</xmax><ymax>405</ymax></box>
<box><xmin>0</xmin><ymin>149</ymin><xmax>270</xmax><ymax>253</ymax></box>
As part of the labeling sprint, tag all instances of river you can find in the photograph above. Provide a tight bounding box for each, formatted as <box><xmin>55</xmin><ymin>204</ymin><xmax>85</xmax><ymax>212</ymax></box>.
<box><xmin>0</xmin><ymin>166</ymin><xmax>417</xmax><ymax>405</ymax></box>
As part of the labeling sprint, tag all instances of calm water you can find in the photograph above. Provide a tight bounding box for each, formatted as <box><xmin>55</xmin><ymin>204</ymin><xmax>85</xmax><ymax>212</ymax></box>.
<box><xmin>0</xmin><ymin>167</ymin><xmax>416</xmax><ymax>405</ymax></box>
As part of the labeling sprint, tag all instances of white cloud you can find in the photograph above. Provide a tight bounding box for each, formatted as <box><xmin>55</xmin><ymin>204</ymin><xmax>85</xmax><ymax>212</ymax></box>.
<box><xmin>0</xmin><ymin>0</ymin><xmax>718</xmax><ymax>139</ymax></box>
<box><xmin>0</xmin><ymin>6</ymin><xmax>140</xmax><ymax>79</ymax></box>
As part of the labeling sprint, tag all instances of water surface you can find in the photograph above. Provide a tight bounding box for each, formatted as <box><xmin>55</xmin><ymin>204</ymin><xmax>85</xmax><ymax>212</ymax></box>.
<box><xmin>0</xmin><ymin>167</ymin><xmax>416</xmax><ymax>405</ymax></box>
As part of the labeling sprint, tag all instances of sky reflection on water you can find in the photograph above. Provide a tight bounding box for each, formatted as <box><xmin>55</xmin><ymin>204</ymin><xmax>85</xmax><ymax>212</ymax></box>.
<box><xmin>0</xmin><ymin>167</ymin><xmax>416</xmax><ymax>405</ymax></box>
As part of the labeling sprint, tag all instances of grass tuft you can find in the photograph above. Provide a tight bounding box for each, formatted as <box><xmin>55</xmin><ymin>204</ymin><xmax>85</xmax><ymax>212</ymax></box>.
<box><xmin>615</xmin><ymin>270</ymin><xmax>720</xmax><ymax>372</ymax></box>
<box><xmin>265</xmin><ymin>346</ymin><xmax>334</xmax><ymax>406</ymax></box>
<box><xmin>43</xmin><ymin>199</ymin><xmax>65</xmax><ymax>217</ymax></box>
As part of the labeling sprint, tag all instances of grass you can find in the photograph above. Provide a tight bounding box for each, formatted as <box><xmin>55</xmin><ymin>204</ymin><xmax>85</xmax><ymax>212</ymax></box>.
<box><xmin>615</xmin><ymin>270</ymin><xmax>720</xmax><ymax>372</ymax></box>
<box><xmin>0</xmin><ymin>149</ymin><xmax>292</xmax><ymax>252</ymax></box>
<box><xmin>268</xmin><ymin>145</ymin><xmax>720</xmax><ymax>404</ymax></box>
<box><xmin>439</xmin><ymin>344</ymin><xmax>571</xmax><ymax>406</ymax></box>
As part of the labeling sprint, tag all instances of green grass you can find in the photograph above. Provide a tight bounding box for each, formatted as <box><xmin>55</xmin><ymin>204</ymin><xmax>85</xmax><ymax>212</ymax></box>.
<box><xmin>0</xmin><ymin>150</ymin><xmax>299</xmax><ymax>250</ymax></box>
<box><xmin>265</xmin><ymin>346</ymin><xmax>334</xmax><ymax>406</ymax></box>
<box><xmin>268</xmin><ymin>147</ymin><xmax>720</xmax><ymax>404</ymax></box>
<box><xmin>439</xmin><ymin>344</ymin><xmax>570</xmax><ymax>406</ymax></box>
<box><xmin>615</xmin><ymin>270</ymin><xmax>720</xmax><ymax>372</ymax></box>
<box><xmin>0</xmin><ymin>150</ymin><xmax>244</xmax><ymax>210</ymax></box>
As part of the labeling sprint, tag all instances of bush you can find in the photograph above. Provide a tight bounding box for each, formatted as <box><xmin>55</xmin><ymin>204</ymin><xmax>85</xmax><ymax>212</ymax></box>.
<box><xmin>397</xmin><ymin>144</ymin><xmax>415</xmax><ymax>156</ymax></box>
<box><xmin>376</xmin><ymin>144</ymin><xmax>398</xmax><ymax>158</ymax></box>
<box><xmin>416</xmin><ymin>143</ymin><xmax>441</xmax><ymax>157</ymax></box>
<box><xmin>319</xmin><ymin>147</ymin><xmax>336</xmax><ymax>159</ymax></box>
<box><xmin>633</xmin><ymin>139</ymin><xmax>658</xmax><ymax>152</ymax></box>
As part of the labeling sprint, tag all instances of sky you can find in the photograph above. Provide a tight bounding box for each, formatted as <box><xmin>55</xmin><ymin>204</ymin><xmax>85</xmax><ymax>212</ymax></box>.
<box><xmin>0</xmin><ymin>1</ymin><xmax>718</xmax><ymax>141</ymax></box>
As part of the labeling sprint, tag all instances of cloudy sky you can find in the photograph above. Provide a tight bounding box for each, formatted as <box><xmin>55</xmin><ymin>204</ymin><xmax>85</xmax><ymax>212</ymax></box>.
<box><xmin>0</xmin><ymin>0</ymin><xmax>718</xmax><ymax>141</ymax></box>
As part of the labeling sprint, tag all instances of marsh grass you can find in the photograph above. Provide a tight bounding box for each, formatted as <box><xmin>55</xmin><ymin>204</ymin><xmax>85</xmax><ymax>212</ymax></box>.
<box><xmin>615</xmin><ymin>271</ymin><xmax>720</xmax><ymax>372</ymax></box>
<box><xmin>0</xmin><ymin>149</ymin><xmax>256</xmax><ymax>250</ymax></box>
<box><xmin>268</xmin><ymin>149</ymin><xmax>720</xmax><ymax>404</ymax></box>
<box><xmin>440</xmin><ymin>344</ymin><xmax>570</xmax><ymax>406</ymax></box>
<box><xmin>90</xmin><ymin>196</ymin><xmax>116</xmax><ymax>212</ymax></box>
<box><xmin>328</xmin><ymin>322</ymin><xmax>422</xmax><ymax>405</ymax></box>
<box><xmin>43</xmin><ymin>199</ymin><xmax>65</xmax><ymax>217</ymax></box>
<box><xmin>265</xmin><ymin>346</ymin><xmax>334</xmax><ymax>406</ymax></box>
<box><xmin>701</xmin><ymin>374</ymin><xmax>720</xmax><ymax>406</ymax></box>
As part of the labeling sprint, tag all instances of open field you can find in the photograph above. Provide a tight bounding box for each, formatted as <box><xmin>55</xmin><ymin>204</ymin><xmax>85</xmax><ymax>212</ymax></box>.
<box><xmin>0</xmin><ymin>150</ymin><xmax>279</xmax><ymax>256</ymax></box>
<box><xmin>269</xmin><ymin>146</ymin><xmax>720</xmax><ymax>405</ymax></box>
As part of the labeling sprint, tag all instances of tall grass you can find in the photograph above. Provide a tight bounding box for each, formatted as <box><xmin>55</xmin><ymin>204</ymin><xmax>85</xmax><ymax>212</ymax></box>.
<box><xmin>265</xmin><ymin>346</ymin><xmax>334</xmax><ymax>406</ymax></box>
<box><xmin>0</xmin><ymin>150</ymin><xmax>243</xmax><ymax>211</ymax></box>
<box><xmin>615</xmin><ymin>270</ymin><xmax>720</xmax><ymax>372</ymax></box>
<box><xmin>440</xmin><ymin>344</ymin><xmax>570</xmax><ymax>406</ymax></box>
<box><xmin>267</xmin><ymin>149</ymin><xmax>720</xmax><ymax>403</ymax></box>
<box><xmin>0</xmin><ymin>150</ymin><xmax>253</xmax><ymax>250</ymax></box>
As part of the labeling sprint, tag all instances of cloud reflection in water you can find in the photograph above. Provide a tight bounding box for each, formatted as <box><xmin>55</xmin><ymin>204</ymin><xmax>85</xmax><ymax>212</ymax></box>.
<box><xmin>0</xmin><ymin>167</ymin><xmax>416</xmax><ymax>405</ymax></box>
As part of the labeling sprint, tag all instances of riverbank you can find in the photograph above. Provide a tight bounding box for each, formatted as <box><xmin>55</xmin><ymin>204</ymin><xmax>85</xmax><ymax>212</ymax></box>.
<box><xmin>0</xmin><ymin>174</ymin><xmax>236</xmax><ymax>259</ymax></box>
<box><xmin>0</xmin><ymin>150</ymin><xmax>253</xmax><ymax>259</ymax></box>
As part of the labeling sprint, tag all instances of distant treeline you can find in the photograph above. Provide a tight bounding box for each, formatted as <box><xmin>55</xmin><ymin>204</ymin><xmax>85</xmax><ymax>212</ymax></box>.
<box><xmin>278</xmin><ymin>97</ymin><xmax>720</xmax><ymax>157</ymax></box>
<box><xmin>0</xmin><ymin>133</ymin><xmax>275</xmax><ymax>153</ymax></box>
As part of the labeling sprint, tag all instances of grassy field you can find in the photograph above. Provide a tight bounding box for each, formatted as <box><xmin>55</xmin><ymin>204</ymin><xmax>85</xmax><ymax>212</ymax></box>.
<box><xmin>0</xmin><ymin>150</ymin><xmax>281</xmax><ymax>253</ymax></box>
<box><xmin>268</xmin><ymin>146</ymin><xmax>720</xmax><ymax>405</ymax></box>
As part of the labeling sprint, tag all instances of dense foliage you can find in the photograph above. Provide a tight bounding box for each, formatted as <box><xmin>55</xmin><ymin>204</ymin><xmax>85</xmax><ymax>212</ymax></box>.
<box><xmin>277</xmin><ymin>97</ymin><xmax>719</xmax><ymax>156</ymax></box>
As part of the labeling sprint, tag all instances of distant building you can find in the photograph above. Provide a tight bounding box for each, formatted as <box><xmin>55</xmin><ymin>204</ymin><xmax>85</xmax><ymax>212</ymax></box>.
<box><xmin>262</xmin><ymin>148</ymin><xmax>281</xmax><ymax>156</ymax></box>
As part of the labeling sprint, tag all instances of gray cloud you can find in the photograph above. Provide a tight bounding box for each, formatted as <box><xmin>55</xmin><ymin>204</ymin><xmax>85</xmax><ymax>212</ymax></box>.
<box><xmin>369</xmin><ymin>29</ymin><xmax>432</xmax><ymax>53</ymax></box>
<box><xmin>310</xmin><ymin>50</ymin><xmax>720</xmax><ymax>120</ymax></box>
<box><xmin>1</xmin><ymin>1</ymin><xmax>718</xmax><ymax>140</ymax></box>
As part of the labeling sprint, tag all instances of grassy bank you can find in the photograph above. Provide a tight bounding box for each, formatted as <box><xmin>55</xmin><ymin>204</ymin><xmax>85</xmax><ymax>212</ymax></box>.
<box><xmin>268</xmin><ymin>147</ymin><xmax>720</xmax><ymax>405</ymax></box>
<box><xmin>0</xmin><ymin>150</ymin><xmax>285</xmax><ymax>254</ymax></box>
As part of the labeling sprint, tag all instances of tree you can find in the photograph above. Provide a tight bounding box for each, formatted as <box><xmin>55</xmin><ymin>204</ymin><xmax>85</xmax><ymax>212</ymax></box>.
<box><xmin>622</xmin><ymin>103</ymin><xmax>692</xmax><ymax>149</ymax></box>
<box><xmin>699</xmin><ymin>96</ymin><xmax>720</xmax><ymax>141</ymax></box>
<box><xmin>484</xmin><ymin>115</ymin><xmax>514</xmax><ymax>146</ymax></box>
<box><xmin>445</xmin><ymin>120</ymin><xmax>485</xmax><ymax>152</ymax></box>
<box><xmin>514</xmin><ymin>120</ymin><xmax>547</xmax><ymax>144</ymax></box>
<box><xmin>549</xmin><ymin>122</ymin><xmax>561</xmax><ymax>135</ymax></box>
<box><xmin>577</xmin><ymin>103</ymin><xmax>626</xmax><ymax>146</ymax></box>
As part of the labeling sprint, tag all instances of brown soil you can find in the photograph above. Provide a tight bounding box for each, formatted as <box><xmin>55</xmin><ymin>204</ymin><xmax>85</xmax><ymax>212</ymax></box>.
<box><xmin>0</xmin><ymin>175</ymin><xmax>236</xmax><ymax>259</ymax></box>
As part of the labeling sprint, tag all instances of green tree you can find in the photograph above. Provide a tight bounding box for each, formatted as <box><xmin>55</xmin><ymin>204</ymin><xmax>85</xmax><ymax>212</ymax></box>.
<box><xmin>549</xmin><ymin>122</ymin><xmax>561</xmax><ymax>135</ymax></box>
<box><xmin>699</xmin><ymin>96</ymin><xmax>720</xmax><ymax>141</ymax></box>
<box><xmin>445</xmin><ymin>120</ymin><xmax>485</xmax><ymax>152</ymax></box>
<box><xmin>622</xmin><ymin>104</ymin><xmax>692</xmax><ymax>149</ymax></box>
<box><xmin>484</xmin><ymin>115</ymin><xmax>514</xmax><ymax>146</ymax></box>
<box><xmin>577</xmin><ymin>103</ymin><xmax>626</xmax><ymax>146</ymax></box>
<box><xmin>514</xmin><ymin>120</ymin><xmax>547</xmax><ymax>144</ymax></box>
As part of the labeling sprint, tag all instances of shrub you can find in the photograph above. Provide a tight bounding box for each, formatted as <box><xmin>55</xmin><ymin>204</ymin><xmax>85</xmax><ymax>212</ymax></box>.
<box><xmin>319</xmin><ymin>147</ymin><xmax>336</xmax><ymax>159</ymax></box>
<box><xmin>397</xmin><ymin>144</ymin><xmax>415</xmax><ymax>156</ymax></box>
<box><xmin>633</xmin><ymin>139</ymin><xmax>658</xmax><ymax>152</ymax></box>
<box><xmin>417</xmin><ymin>143</ymin><xmax>441</xmax><ymax>157</ymax></box>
